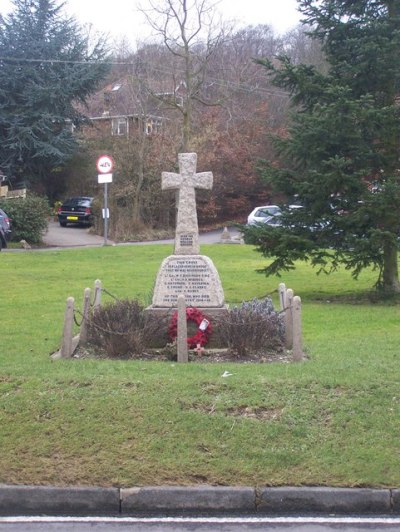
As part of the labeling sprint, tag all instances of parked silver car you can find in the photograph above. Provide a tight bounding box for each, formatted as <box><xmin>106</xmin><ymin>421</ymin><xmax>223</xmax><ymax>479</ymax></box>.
<box><xmin>247</xmin><ymin>205</ymin><xmax>281</xmax><ymax>225</ymax></box>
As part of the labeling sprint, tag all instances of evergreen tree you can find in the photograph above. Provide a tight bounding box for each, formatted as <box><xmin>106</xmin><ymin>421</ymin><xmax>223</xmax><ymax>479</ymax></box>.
<box><xmin>0</xmin><ymin>0</ymin><xmax>109</xmax><ymax>194</ymax></box>
<box><xmin>243</xmin><ymin>0</ymin><xmax>400</xmax><ymax>294</ymax></box>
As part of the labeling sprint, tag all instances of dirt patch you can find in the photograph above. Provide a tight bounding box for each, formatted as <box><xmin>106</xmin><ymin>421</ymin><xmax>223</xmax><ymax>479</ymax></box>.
<box><xmin>187</xmin><ymin>402</ymin><xmax>283</xmax><ymax>420</ymax></box>
<box><xmin>225</xmin><ymin>406</ymin><xmax>283</xmax><ymax>420</ymax></box>
<box><xmin>73</xmin><ymin>345</ymin><xmax>292</xmax><ymax>364</ymax></box>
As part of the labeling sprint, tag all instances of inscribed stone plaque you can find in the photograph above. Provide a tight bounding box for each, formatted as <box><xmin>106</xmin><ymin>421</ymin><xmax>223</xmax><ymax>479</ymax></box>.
<box><xmin>152</xmin><ymin>255</ymin><xmax>225</xmax><ymax>308</ymax></box>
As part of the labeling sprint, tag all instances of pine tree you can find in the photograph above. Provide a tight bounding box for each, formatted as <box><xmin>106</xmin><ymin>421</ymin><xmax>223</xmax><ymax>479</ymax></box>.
<box><xmin>243</xmin><ymin>0</ymin><xmax>400</xmax><ymax>294</ymax></box>
<box><xmin>0</xmin><ymin>0</ymin><xmax>109</xmax><ymax>194</ymax></box>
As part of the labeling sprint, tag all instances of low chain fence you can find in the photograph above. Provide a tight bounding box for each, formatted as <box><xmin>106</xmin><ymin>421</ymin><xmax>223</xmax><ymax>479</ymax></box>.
<box><xmin>52</xmin><ymin>279</ymin><xmax>122</xmax><ymax>359</ymax></box>
<box><xmin>53</xmin><ymin>280</ymin><xmax>304</xmax><ymax>362</ymax></box>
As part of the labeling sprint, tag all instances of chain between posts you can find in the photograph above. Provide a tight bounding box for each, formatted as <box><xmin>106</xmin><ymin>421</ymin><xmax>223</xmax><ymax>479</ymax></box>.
<box><xmin>242</xmin><ymin>289</ymin><xmax>278</xmax><ymax>303</ymax></box>
<box><xmin>92</xmin><ymin>287</ymin><xmax>278</xmax><ymax>312</ymax></box>
<box><xmin>73</xmin><ymin>308</ymin><xmax>84</xmax><ymax>327</ymax></box>
<box><xmin>75</xmin><ymin>286</ymin><xmax>121</xmax><ymax>328</ymax></box>
<box><xmin>89</xmin><ymin>286</ymin><xmax>120</xmax><ymax>308</ymax></box>
<box><xmin>75</xmin><ymin>287</ymin><xmax>288</xmax><ymax>329</ymax></box>
<box><xmin>81</xmin><ymin>285</ymin><xmax>124</xmax><ymax>336</ymax></box>
<box><xmin>100</xmin><ymin>287</ymin><xmax>120</xmax><ymax>302</ymax></box>
<box><xmin>259</xmin><ymin>288</ymin><xmax>278</xmax><ymax>299</ymax></box>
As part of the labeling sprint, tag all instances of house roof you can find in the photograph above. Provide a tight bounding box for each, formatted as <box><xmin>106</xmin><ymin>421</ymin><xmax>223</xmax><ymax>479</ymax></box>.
<box><xmin>83</xmin><ymin>76</ymin><xmax>184</xmax><ymax>120</ymax></box>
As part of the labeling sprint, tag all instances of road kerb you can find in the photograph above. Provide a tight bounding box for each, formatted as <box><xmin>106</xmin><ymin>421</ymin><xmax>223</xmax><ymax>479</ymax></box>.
<box><xmin>0</xmin><ymin>485</ymin><xmax>399</xmax><ymax>516</ymax></box>
<box><xmin>120</xmin><ymin>486</ymin><xmax>256</xmax><ymax>515</ymax></box>
<box><xmin>0</xmin><ymin>485</ymin><xmax>120</xmax><ymax>516</ymax></box>
<box><xmin>257</xmin><ymin>487</ymin><xmax>392</xmax><ymax>515</ymax></box>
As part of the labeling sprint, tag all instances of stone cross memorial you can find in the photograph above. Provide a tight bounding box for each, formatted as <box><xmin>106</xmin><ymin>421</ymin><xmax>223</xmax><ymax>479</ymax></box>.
<box><xmin>151</xmin><ymin>153</ymin><xmax>226</xmax><ymax>309</ymax></box>
<box><xmin>162</xmin><ymin>152</ymin><xmax>212</xmax><ymax>255</ymax></box>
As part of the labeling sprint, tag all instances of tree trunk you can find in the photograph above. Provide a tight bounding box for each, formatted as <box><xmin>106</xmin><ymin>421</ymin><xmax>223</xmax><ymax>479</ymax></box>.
<box><xmin>182</xmin><ymin>108</ymin><xmax>191</xmax><ymax>152</ymax></box>
<box><xmin>132</xmin><ymin>162</ymin><xmax>144</xmax><ymax>225</ymax></box>
<box><xmin>382</xmin><ymin>239</ymin><xmax>400</xmax><ymax>293</ymax></box>
<box><xmin>132</xmin><ymin>131</ymin><xmax>146</xmax><ymax>224</ymax></box>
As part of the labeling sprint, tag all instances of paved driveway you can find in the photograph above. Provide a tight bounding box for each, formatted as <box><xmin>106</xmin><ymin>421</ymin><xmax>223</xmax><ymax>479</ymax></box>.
<box><xmin>42</xmin><ymin>221</ymin><xmax>107</xmax><ymax>247</ymax></box>
<box><xmin>42</xmin><ymin>221</ymin><xmax>242</xmax><ymax>248</ymax></box>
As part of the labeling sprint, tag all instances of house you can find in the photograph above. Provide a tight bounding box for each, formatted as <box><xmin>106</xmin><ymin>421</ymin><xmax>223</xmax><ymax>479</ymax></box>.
<box><xmin>80</xmin><ymin>76</ymin><xmax>185</xmax><ymax>139</ymax></box>
<box><xmin>0</xmin><ymin>172</ymin><xmax>26</xmax><ymax>198</ymax></box>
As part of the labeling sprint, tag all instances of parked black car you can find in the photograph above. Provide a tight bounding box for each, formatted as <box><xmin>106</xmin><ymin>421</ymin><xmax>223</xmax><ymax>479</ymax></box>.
<box><xmin>0</xmin><ymin>207</ymin><xmax>12</xmax><ymax>250</ymax></box>
<box><xmin>58</xmin><ymin>197</ymin><xmax>94</xmax><ymax>227</ymax></box>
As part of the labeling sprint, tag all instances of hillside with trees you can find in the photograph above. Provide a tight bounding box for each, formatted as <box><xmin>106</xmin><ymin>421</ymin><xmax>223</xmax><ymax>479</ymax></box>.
<box><xmin>0</xmin><ymin>0</ymin><xmax>325</xmax><ymax>241</ymax></box>
<box><xmin>71</xmin><ymin>11</ymin><xmax>323</xmax><ymax>239</ymax></box>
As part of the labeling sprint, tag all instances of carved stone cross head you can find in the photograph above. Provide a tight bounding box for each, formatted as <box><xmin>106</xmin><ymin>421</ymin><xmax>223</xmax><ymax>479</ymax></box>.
<box><xmin>162</xmin><ymin>153</ymin><xmax>213</xmax><ymax>255</ymax></box>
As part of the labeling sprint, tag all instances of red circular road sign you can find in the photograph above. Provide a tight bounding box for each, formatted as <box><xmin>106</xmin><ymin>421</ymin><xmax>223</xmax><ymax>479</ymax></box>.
<box><xmin>96</xmin><ymin>155</ymin><xmax>114</xmax><ymax>174</ymax></box>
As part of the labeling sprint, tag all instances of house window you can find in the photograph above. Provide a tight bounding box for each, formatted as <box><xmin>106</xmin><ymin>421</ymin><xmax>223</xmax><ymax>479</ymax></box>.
<box><xmin>112</xmin><ymin>117</ymin><xmax>128</xmax><ymax>136</ymax></box>
<box><xmin>144</xmin><ymin>119</ymin><xmax>162</xmax><ymax>135</ymax></box>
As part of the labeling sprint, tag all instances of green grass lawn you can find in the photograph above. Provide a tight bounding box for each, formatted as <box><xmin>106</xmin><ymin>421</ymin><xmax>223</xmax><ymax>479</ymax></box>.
<box><xmin>0</xmin><ymin>244</ymin><xmax>399</xmax><ymax>488</ymax></box>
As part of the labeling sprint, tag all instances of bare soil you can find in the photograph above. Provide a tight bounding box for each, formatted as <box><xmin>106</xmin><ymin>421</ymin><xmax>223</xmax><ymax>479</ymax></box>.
<box><xmin>74</xmin><ymin>345</ymin><xmax>291</xmax><ymax>364</ymax></box>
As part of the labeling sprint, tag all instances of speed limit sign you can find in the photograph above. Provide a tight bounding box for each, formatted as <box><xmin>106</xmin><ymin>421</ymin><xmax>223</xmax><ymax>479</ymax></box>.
<box><xmin>96</xmin><ymin>154</ymin><xmax>114</xmax><ymax>174</ymax></box>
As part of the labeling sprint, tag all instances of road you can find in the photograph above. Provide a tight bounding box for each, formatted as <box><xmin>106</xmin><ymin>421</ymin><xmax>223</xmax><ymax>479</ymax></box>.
<box><xmin>1</xmin><ymin>516</ymin><xmax>400</xmax><ymax>531</ymax></box>
<box><xmin>41</xmin><ymin>221</ymin><xmax>242</xmax><ymax>248</ymax></box>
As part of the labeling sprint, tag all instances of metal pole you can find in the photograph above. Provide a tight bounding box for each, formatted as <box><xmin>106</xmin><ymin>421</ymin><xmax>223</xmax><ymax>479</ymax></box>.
<box><xmin>104</xmin><ymin>182</ymin><xmax>108</xmax><ymax>245</ymax></box>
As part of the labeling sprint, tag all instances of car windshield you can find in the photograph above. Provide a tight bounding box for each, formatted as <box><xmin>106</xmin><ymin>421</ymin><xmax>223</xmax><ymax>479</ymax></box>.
<box><xmin>255</xmin><ymin>207</ymin><xmax>280</xmax><ymax>218</ymax></box>
<box><xmin>64</xmin><ymin>198</ymin><xmax>92</xmax><ymax>207</ymax></box>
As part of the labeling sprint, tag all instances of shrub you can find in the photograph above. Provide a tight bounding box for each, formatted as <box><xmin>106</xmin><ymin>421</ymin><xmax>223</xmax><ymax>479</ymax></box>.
<box><xmin>218</xmin><ymin>298</ymin><xmax>284</xmax><ymax>357</ymax></box>
<box><xmin>87</xmin><ymin>299</ymin><xmax>162</xmax><ymax>358</ymax></box>
<box><xmin>0</xmin><ymin>194</ymin><xmax>50</xmax><ymax>244</ymax></box>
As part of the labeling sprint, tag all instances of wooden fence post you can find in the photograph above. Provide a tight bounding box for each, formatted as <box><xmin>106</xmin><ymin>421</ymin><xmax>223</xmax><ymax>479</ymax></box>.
<box><xmin>60</xmin><ymin>297</ymin><xmax>75</xmax><ymax>358</ymax></box>
<box><xmin>177</xmin><ymin>294</ymin><xmax>188</xmax><ymax>363</ymax></box>
<box><xmin>93</xmin><ymin>279</ymin><xmax>102</xmax><ymax>309</ymax></box>
<box><xmin>292</xmin><ymin>295</ymin><xmax>304</xmax><ymax>361</ymax></box>
<box><xmin>278</xmin><ymin>282</ymin><xmax>286</xmax><ymax>311</ymax></box>
<box><xmin>285</xmin><ymin>288</ymin><xmax>294</xmax><ymax>350</ymax></box>
<box><xmin>79</xmin><ymin>288</ymin><xmax>91</xmax><ymax>346</ymax></box>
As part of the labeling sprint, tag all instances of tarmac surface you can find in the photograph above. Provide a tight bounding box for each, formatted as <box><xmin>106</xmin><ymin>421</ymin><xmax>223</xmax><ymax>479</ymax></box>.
<box><xmin>2</xmin><ymin>515</ymin><xmax>400</xmax><ymax>532</ymax></box>
<box><xmin>38</xmin><ymin>221</ymin><xmax>242</xmax><ymax>249</ymax></box>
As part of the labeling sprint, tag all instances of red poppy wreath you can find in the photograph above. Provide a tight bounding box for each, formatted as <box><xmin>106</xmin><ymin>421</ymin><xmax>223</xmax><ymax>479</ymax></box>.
<box><xmin>168</xmin><ymin>307</ymin><xmax>212</xmax><ymax>349</ymax></box>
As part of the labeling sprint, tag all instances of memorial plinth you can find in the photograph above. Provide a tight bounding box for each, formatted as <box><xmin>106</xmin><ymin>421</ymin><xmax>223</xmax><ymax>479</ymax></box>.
<box><xmin>152</xmin><ymin>255</ymin><xmax>225</xmax><ymax>308</ymax></box>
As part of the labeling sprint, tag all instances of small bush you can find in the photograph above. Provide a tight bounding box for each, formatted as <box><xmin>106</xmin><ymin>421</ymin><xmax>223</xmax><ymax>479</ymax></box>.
<box><xmin>87</xmin><ymin>299</ymin><xmax>162</xmax><ymax>358</ymax></box>
<box><xmin>218</xmin><ymin>298</ymin><xmax>284</xmax><ymax>357</ymax></box>
<box><xmin>0</xmin><ymin>194</ymin><xmax>50</xmax><ymax>244</ymax></box>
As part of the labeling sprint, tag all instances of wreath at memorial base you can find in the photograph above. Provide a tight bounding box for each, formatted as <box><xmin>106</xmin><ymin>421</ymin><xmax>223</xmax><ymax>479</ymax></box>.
<box><xmin>168</xmin><ymin>307</ymin><xmax>212</xmax><ymax>349</ymax></box>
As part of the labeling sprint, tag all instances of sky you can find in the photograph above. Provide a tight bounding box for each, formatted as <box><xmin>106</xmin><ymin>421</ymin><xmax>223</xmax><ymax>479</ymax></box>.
<box><xmin>0</xmin><ymin>0</ymin><xmax>303</xmax><ymax>45</ymax></box>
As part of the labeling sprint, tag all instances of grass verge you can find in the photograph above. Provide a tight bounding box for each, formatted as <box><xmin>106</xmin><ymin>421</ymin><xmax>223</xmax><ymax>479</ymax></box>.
<box><xmin>0</xmin><ymin>244</ymin><xmax>399</xmax><ymax>487</ymax></box>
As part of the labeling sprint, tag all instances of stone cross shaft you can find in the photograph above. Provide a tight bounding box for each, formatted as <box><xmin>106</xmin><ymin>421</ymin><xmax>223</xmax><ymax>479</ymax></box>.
<box><xmin>162</xmin><ymin>153</ymin><xmax>213</xmax><ymax>255</ymax></box>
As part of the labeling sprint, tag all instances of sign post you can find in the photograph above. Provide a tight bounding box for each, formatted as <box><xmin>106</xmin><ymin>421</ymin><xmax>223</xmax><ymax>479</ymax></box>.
<box><xmin>96</xmin><ymin>155</ymin><xmax>114</xmax><ymax>245</ymax></box>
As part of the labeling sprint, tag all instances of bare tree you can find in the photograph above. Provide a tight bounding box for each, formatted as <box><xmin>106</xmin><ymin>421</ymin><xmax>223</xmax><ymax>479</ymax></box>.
<box><xmin>139</xmin><ymin>0</ymin><xmax>230</xmax><ymax>151</ymax></box>
<box><xmin>282</xmin><ymin>25</ymin><xmax>327</xmax><ymax>70</ymax></box>
<box><xmin>106</xmin><ymin>69</ymin><xmax>179</xmax><ymax>230</ymax></box>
